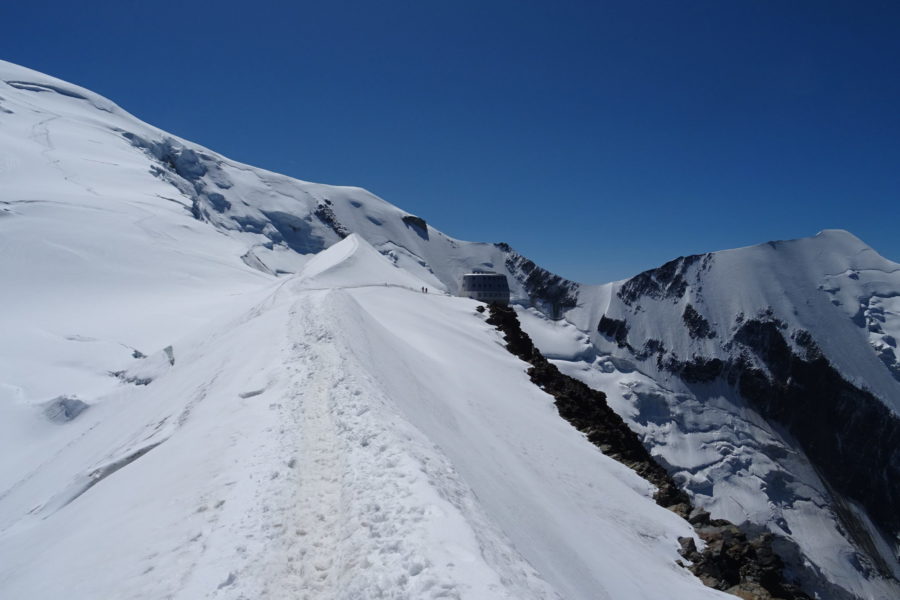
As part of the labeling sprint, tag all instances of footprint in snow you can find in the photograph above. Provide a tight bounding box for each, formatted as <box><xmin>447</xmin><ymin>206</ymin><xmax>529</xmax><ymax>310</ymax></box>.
<box><xmin>217</xmin><ymin>572</ymin><xmax>237</xmax><ymax>589</ymax></box>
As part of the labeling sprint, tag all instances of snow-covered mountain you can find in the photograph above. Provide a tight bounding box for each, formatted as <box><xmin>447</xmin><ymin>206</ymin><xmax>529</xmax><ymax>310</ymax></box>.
<box><xmin>534</xmin><ymin>232</ymin><xmax>900</xmax><ymax>599</ymax></box>
<box><xmin>0</xmin><ymin>59</ymin><xmax>704</xmax><ymax>600</ymax></box>
<box><xmin>1</xmin><ymin>59</ymin><xmax>897</xmax><ymax>599</ymax></box>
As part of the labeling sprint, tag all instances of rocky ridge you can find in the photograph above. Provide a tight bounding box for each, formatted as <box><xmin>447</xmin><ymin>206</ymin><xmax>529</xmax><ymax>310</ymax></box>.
<box><xmin>485</xmin><ymin>303</ymin><xmax>810</xmax><ymax>600</ymax></box>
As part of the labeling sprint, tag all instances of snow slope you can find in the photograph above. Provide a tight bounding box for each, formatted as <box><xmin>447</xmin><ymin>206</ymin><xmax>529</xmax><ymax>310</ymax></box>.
<box><xmin>513</xmin><ymin>232</ymin><xmax>900</xmax><ymax>599</ymax></box>
<box><xmin>569</xmin><ymin>230</ymin><xmax>900</xmax><ymax>413</ymax></box>
<box><xmin>2</xmin><ymin>58</ymin><xmax>898</xmax><ymax>600</ymax></box>
<box><xmin>0</xmin><ymin>57</ymin><xmax>571</xmax><ymax>409</ymax></box>
<box><xmin>0</xmin><ymin>59</ymin><xmax>565</xmax><ymax>302</ymax></box>
<box><xmin>0</xmin><ymin>60</ymin><xmax>735</xmax><ymax>599</ymax></box>
<box><xmin>0</xmin><ymin>234</ymin><xmax>731</xmax><ymax>599</ymax></box>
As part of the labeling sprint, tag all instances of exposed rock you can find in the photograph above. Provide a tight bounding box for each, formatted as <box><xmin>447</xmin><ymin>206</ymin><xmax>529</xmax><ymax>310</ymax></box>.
<box><xmin>683</xmin><ymin>303</ymin><xmax>716</xmax><ymax>339</ymax></box>
<box><xmin>690</xmin><ymin>526</ymin><xmax>809</xmax><ymax>600</ymax></box>
<box><xmin>726</xmin><ymin>582</ymin><xmax>778</xmax><ymax>600</ymax></box>
<box><xmin>667</xmin><ymin>502</ymin><xmax>692</xmax><ymax>519</ymax></box>
<box><xmin>635</xmin><ymin>339</ymin><xmax>666</xmax><ymax>366</ymax></box>
<box><xmin>500</xmin><ymin>245</ymin><xmax>579</xmax><ymax>319</ymax></box>
<box><xmin>650</xmin><ymin>316</ymin><xmax>900</xmax><ymax>579</ymax></box>
<box><xmin>487</xmin><ymin>305</ymin><xmax>683</xmax><ymax>504</ymax></box>
<box><xmin>314</xmin><ymin>200</ymin><xmax>349</xmax><ymax>239</ymax></box>
<box><xmin>730</xmin><ymin>320</ymin><xmax>900</xmax><ymax>576</ymax></box>
<box><xmin>679</xmin><ymin>535</ymin><xmax>698</xmax><ymax>556</ymax></box>
<box><xmin>666</xmin><ymin>355</ymin><xmax>724</xmax><ymax>383</ymax></box>
<box><xmin>791</xmin><ymin>329</ymin><xmax>821</xmax><ymax>361</ymax></box>
<box><xmin>598</xmin><ymin>315</ymin><xmax>630</xmax><ymax>348</ymax></box>
<box><xmin>485</xmin><ymin>304</ymin><xmax>810</xmax><ymax>600</ymax></box>
<box><xmin>618</xmin><ymin>254</ymin><xmax>709</xmax><ymax>306</ymax></box>
<box><xmin>401</xmin><ymin>214</ymin><xmax>426</xmax><ymax>230</ymax></box>
<box><xmin>689</xmin><ymin>507</ymin><xmax>711</xmax><ymax>526</ymax></box>
<box><xmin>401</xmin><ymin>215</ymin><xmax>429</xmax><ymax>240</ymax></box>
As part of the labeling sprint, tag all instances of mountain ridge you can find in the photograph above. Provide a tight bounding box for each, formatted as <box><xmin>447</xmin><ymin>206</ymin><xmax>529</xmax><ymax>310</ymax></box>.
<box><xmin>1</xmin><ymin>59</ymin><xmax>898</xmax><ymax>599</ymax></box>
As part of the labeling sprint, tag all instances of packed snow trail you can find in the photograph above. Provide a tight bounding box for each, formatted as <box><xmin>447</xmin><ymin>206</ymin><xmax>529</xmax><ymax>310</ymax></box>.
<box><xmin>290</xmin><ymin>306</ymin><xmax>347</xmax><ymax>598</ymax></box>
<box><xmin>169</xmin><ymin>286</ymin><xmax>564</xmax><ymax>600</ymax></box>
<box><xmin>277</xmin><ymin>290</ymin><xmax>561</xmax><ymax>600</ymax></box>
<box><xmin>332</xmin><ymin>285</ymin><xmax>735</xmax><ymax>600</ymax></box>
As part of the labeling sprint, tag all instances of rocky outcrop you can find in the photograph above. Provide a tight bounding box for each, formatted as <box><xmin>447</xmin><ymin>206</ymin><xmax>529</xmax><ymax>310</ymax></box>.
<box><xmin>487</xmin><ymin>304</ymin><xmax>686</xmax><ymax>505</ymax></box>
<box><xmin>498</xmin><ymin>244</ymin><xmax>579</xmax><ymax>319</ymax></box>
<box><xmin>683</xmin><ymin>303</ymin><xmax>716</xmax><ymax>339</ymax></box>
<box><xmin>669</xmin><ymin>355</ymin><xmax>725</xmax><ymax>383</ymax></box>
<box><xmin>401</xmin><ymin>214</ymin><xmax>427</xmax><ymax>231</ymax></box>
<box><xmin>624</xmin><ymin>313</ymin><xmax>900</xmax><ymax>579</ymax></box>
<box><xmin>728</xmin><ymin>319</ymin><xmax>900</xmax><ymax>575</ymax></box>
<box><xmin>485</xmin><ymin>304</ymin><xmax>809</xmax><ymax>599</ymax></box>
<box><xmin>598</xmin><ymin>315</ymin><xmax>630</xmax><ymax>348</ymax></box>
<box><xmin>401</xmin><ymin>215</ymin><xmax>429</xmax><ymax>240</ymax></box>
<box><xmin>680</xmin><ymin>520</ymin><xmax>804</xmax><ymax>600</ymax></box>
<box><xmin>314</xmin><ymin>200</ymin><xmax>349</xmax><ymax>239</ymax></box>
<box><xmin>618</xmin><ymin>253</ymin><xmax>711</xmax><ymax>306</ymax></box>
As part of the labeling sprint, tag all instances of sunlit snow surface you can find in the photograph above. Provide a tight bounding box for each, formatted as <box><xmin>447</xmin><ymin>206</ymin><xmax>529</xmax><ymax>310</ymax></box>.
<box><xmin>0</xmin><ymin>238</ymin><xmax>728</xmax><ymax>599</ymax></box>
<box><xmin>2</xmin><ymin>58</ymin><xmax>898</xmax><ymax>599</ymax></box>
<box><xmin>0</xmin><ymin>61</ymin><xmax>734</xmax><ymax>599</ymax></box>
<box><xmin>516</xmin><ymin>230</ymin><xmax>900</xmax><ymax>600</ymax></box>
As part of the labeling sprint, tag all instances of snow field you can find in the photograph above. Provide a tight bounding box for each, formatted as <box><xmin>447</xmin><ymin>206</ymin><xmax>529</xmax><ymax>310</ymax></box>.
<box><xmin>0</xmin><ymin>233</ymin><xmax>734</xmax><ymax>599</ymax></box>
<box><xmin>6</xmin><ymin>57</ymin><xmax>898</xmax><ymax>599</ymax></box>
<box><xmin>515</xmin><ymin>305</ymin><xmax>900</xmax><ymax>599</ymax></box>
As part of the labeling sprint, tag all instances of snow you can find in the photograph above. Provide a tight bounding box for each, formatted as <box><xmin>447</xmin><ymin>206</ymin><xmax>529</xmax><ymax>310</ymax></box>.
<box><xmin>0</xmin><ymin>60</ymin><xmax>732</xmax><ymax>599</ymax></box>
<box><xmin>2</xmin><ymin>57</ymin><xmax>897</xmax><ymax>599</ymax></box>
<box><xmin>567</xmin><ymin>229</ymin><xmax>900</xmax><ymax>414</ymax></box>
<box><xmin>520</xmin><ymin>328</ymin><xmax>900</xmax><ymax>599</ymax></box>
<box><xmin>512</xmin><ymin>236</ymin><xmax>900</xmax><ymax>598</ymax></box>
<box><xmin>514</xmin><ymin>307</ymin><xmax>595</xmax><ymax>361</ymax></box>
<box><xmin>0</xmin><ymin>233</ymin><xmax>732</xmax><ymax>599</ymax></box>
<box><xmin>297</xmin><ymin>233</ymin><xmax>430</xmax><ymax>291</ymax></box>
<box><xmin>336</xmin><ymin>285</ymin><xmax>728</xmax><ymax>600</ymax></box>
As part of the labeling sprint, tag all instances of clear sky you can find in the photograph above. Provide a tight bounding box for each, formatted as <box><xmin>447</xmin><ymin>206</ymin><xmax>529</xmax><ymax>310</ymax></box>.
<box><xmin>3</xmin><ymin>1</ymin><xmax>898</xmax><ymax>283</ymax></box>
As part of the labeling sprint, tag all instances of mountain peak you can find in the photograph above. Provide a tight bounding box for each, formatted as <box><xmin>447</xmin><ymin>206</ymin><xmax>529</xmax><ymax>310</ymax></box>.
<box><xmin>297</xmin><ymin>233</ymin><xmax>430</xmax><ymax>291</ymax></box>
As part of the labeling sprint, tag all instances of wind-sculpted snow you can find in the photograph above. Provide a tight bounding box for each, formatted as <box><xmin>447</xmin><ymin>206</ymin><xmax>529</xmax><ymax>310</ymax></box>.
<box><xmin>1</xmin><ymin>233</ymin><xmax>735</xmax><ymax>599</ymax></box>
<box><xmin>296</xmin><ymin>233</ymin><xmax>428</xmax><ymax>291</ymax></box>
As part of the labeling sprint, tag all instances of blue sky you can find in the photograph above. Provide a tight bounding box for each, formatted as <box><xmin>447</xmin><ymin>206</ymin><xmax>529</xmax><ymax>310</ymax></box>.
<box><xmin>3</xmin><ymin>1</ymin><xmax>898</xmax><ymax>283</ymax></box>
